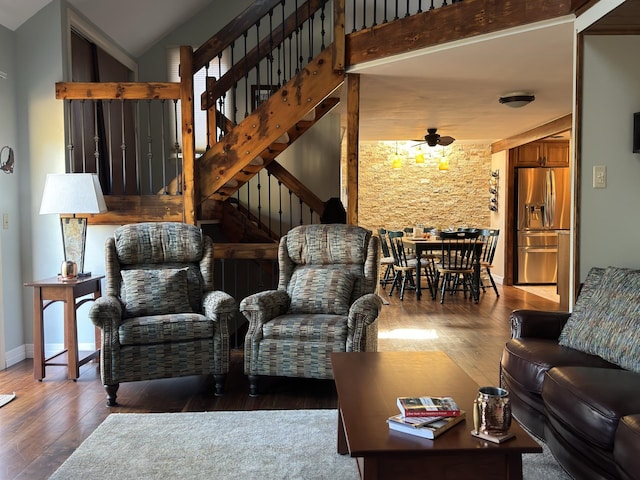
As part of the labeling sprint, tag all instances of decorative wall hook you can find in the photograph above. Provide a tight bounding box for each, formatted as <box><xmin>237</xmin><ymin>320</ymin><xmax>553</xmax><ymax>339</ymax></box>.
<box><xmin>0</xmin><ymin>146</ymin><xmax>14</xmax><ymax>174</ymax></box>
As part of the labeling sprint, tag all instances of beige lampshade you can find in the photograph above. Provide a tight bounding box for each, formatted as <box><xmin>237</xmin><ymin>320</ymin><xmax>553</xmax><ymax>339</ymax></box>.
<box><xmin>39</xmin><ymin>173</ymin><xmax>107</xmax><ymax>275</ymax></box>
<box><xmin>39</xmin><ymin>173</ymin><xmax>107</xmax><ymax>215</ymax></box>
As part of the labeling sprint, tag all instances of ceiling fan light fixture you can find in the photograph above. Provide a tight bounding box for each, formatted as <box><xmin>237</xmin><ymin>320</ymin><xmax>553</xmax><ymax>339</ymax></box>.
<box><xmin>499</xmin><ymin>93</ymin><xmax>535</xmax><ymax>108</ymax></box>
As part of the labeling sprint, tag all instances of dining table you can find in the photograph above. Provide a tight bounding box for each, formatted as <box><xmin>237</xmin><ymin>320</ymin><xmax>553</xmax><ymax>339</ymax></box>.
<box><xmin>403</xmin><ymin>237</ymin><xmax>484</xmax><ymax>301</ymax></box>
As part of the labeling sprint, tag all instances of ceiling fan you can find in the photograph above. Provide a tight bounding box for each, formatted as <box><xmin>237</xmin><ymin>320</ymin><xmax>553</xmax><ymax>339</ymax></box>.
<box><xmin>414</xmin><ymin>128</ymin><xmax>456</xmax><ymax>147</ymax></box>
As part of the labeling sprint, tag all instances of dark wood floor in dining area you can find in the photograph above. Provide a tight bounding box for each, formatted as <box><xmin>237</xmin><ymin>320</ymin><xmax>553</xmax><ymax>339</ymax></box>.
<box><xmin>0</xmin><ymin>283</ymin><xmax>561</xmax><ymax>480</ymax></box>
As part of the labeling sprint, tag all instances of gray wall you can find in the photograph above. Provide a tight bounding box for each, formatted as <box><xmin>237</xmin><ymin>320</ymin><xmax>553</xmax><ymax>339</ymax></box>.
<box><xmin>0</xmin><ymin>23</ymin><xmax>20</xmax><ymax>367</ymax></box>
<box><xmin>580</xmin><ymin>35</ymin><xmax>640</xmax><ymax>276</ymax></box>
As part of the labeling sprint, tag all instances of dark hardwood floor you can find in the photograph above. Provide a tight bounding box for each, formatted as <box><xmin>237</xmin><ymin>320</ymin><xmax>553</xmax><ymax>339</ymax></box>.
<box><xmin>0</xmin><ymin>284</ymin><xmax>561</xmax><ymax>480</ymax></box>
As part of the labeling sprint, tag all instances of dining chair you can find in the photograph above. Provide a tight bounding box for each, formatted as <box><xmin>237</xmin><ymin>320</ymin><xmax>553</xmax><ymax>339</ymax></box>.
<box><xmin>377</xmin><ymin>228</ymin><xmax>395</xmax><ymax>291</ymax></box>
<box><xmin>433</xmin><ymin>230</ymin><xmax>481</xmax><ymax>303</ymax></box>
<box><xmin>388</xmin><ymin>230</ymin><xmax>417</xmax><ymax>300</ymax></box>
<box><xmin>478</xmin><ymin>228</ymin><xmax>500</xmax><ymax>297</ymax></box>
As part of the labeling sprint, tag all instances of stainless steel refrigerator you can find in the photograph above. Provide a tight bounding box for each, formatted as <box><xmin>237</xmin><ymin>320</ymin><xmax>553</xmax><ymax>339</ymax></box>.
<box><xmin>516</xmin><ymin>167</ymin><xmax>570</xmax><ymax>284</ymax></box>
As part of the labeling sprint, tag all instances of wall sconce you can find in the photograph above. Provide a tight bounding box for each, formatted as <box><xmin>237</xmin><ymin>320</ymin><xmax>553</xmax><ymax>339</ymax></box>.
<box><xmin>489</xmin><ymin>170</ymin><xmax>499</xmax><ymax>211</ymax></box>
<box><xmin>39</xmin><ymin>173</ymin><xmax>107</xmax><ymax>278</ymax></box>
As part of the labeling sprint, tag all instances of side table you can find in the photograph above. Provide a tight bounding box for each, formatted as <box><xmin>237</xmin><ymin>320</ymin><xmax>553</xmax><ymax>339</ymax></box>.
<box><xmin>24</xmin><ymin>275</ymin><xmax>104</xmax><ymax>381</ymax></box>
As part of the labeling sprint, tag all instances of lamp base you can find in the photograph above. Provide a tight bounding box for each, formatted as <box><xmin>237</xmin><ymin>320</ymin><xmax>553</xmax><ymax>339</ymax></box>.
<box><xmin>60</xmin><ymin>216</ymin><xmax>88</xmax><ymax>275</ymax></box>
<box><xmin>77</xmin><ymin>271</ymin><xmax>92</xmax><ymax>278</ymax></box>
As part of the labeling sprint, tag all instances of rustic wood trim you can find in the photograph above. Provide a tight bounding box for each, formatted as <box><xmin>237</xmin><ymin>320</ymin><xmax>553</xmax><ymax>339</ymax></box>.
<box><xmin>266</xmin><ymin>161</ymin><xmax>325</xmax><ymax>215</ymax></box>
<box><xmin>213</xmin><ymin>243</ymin><xmax>278</xmax><ymax>260</ymax></box>
<box><xmin>491</xmin><ymin>114</ymin><xmax>573</xmax><ymax>153</ymax></box>
<box><xmin>55</xmin><ymin>82</ymin><xmax>180</xmax><ymax>100</ymax></box>
<box><xmin>180</xmin><ymin>46</ymin><xmax>197</xmax><ymax>225</ymax></box>
<box><xmin>572</xmin><ymin>0</ymin><xmax>599</xmax><ymax>16</ymax></box>
<box><xmin>345</xmin><ymin>0</ymin><xmax>573</xmax><ymax>67</ymax></box>
<box><xmin>573</xmin><ymin>31</ymin><xmax>584</xmax><ymax>305</ymax></box>
<box><xmin>333</xmin><ymin>0</ymin><xmax>345</xmax><ymax>72</ymax></box>
<box><xmin>85</xmin><ymin>195</ymin><xmax>184</xmax><ymax>225</ymax></box>
<box><xmin>346</xmin><ymin>73</ymin><xmax>360</xmax><ymax>225</ymax></box>
<box><xmin>197</xmin><ymin>45</ymin><xmax>345</xmax><ymax>204</ymax></box>
<box><xmin>201</xmin><ymin>0</ymin><xmax>327</xmax><ymax>110</ymax></box>
<box><xmin>192</xmin><ymin>0</ymin><xmax>283</xmax><ymax>73</ymax></box>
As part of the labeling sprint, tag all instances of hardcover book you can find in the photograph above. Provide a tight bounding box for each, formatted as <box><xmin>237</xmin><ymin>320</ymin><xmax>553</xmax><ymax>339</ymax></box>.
<box><xmin>397</xmin><ymin>396</ymin><xmax>461</xmax><ymax>417</ymax></box>
<box><xmin>388</xmin><ymin>411</ymin><xmax>467</xmax><ymax>439</ymax></box>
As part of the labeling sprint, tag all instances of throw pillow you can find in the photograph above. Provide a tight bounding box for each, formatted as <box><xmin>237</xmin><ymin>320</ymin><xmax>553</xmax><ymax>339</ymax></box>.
<box><xmin>121</xmin><ymin>267</ymin><xmax>193</xmax><ymax>318</ymax></box>
<box><xmin>287</xmin><ymin>268</ymin><xmax>355</xmax><ymax>315</ymax></box>
<box><xmin>559</xmin><ymin>266</ymin><xmax>640</xmax><ymax>373</ymax></box>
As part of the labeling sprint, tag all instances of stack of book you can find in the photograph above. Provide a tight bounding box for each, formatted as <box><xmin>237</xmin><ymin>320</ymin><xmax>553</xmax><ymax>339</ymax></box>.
<box><xmin>387</xmin><ymin>396</ymin><xmax>466</xmax><ymax>439</ymax></box>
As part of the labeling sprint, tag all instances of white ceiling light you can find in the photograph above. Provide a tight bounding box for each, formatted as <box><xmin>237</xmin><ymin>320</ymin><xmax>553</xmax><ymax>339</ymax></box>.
<box><xmin>499</xmin><ymin>93</ymin><xmax>535</xmax><ymax>108</ymax></box>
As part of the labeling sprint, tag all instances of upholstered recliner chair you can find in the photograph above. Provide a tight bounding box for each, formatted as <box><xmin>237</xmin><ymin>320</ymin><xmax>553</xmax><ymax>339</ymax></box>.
<box><xmin>89</xmin><ymin>222</ymin><xmax>236</xmax><ymax>406</ymax></box>
<box><xmin>240</xmin><ymin>224</ymin><xmax>383</xmax><ymax>396</ymax></box>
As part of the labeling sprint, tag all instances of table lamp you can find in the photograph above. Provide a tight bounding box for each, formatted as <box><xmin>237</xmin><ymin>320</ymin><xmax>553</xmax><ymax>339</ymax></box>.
<box><xmin>39</xmin><ymin>173</ymin><xmax>107</xmax><ymax>278</ymax></box>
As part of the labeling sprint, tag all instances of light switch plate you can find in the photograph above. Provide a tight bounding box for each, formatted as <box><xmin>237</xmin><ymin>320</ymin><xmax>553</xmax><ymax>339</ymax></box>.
<box><xmin>593</xmin><ymin>165</ymin><xmax>606</xmax><ymax>189</ymax></box>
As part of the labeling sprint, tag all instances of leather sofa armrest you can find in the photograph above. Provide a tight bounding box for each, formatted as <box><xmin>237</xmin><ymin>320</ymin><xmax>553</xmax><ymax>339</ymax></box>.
<box><xmin>509</xmin><ymin>309</ymin><xmax>571</xmax><ymax>339</ymax></box>
<box><xmin>615</xmin><ymin>414</ymin><xmax>640</xmax><ymax>480</ymax></box>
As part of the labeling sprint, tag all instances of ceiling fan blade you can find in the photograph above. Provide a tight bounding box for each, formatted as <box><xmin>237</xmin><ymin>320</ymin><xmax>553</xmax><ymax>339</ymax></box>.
<box><xmin>411</xmin><ymin>141</ymin><xmax>427</xmax><ymax>146</ymax></box>
<box><xmin>439</xmin><ymin>136</ymin><xmax>455</xmax><ymax>146</ymax></box>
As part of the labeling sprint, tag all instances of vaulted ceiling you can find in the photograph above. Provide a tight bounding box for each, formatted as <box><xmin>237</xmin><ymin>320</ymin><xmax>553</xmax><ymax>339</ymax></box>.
<box><xmin>0</xmin><ymin>0</ymin><xmax>580</xmax><ymax>143</ymax></box>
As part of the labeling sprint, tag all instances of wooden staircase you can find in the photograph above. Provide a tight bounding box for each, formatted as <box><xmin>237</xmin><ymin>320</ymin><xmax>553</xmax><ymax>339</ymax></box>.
<box><xmin>55</xmin><ymin>0</ymin><xmax>582</xmax><ymax>232</ymax></box>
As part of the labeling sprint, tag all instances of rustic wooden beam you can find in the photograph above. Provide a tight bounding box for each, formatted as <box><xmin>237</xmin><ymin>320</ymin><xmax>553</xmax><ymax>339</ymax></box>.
<box><xmin>346</xmin><ymin>0</ymin><xmax>574</xmax><ymax>66</ymax></box>
<box><xmin>197</xmin><ymin>44</ymin><xmax>344</xmax><ymax>205</ymax></box>
<box><xmin>55</xmin><ymin>82</ymin><xmax>179</xmax><ymax>100</ymax></box>
<box><xmin>192</xmin><ymin>0</ymin><xmax>283</xmax><ymax>73</ymax></box>
<box><xmin>333</xmin><ymin>0</ymin><xmax>345</xmax><ymax>72</ymax></box>
<box><xmin>180</xmin><ymin>46</ymin><xmax>197</xmax><ymax>225</ymax></box>
<box><xmin>210</xmin><ymin>97</ymin><xmax>340</xmax><ymax>201</ymax></box>
<box><xmin>266</xmin><ymin>161</ymin><xmax>325</xmax><ymax>215</ymax></box>
<box><xmin>491</xmin><ymin>114</ymin><xmax>573</xmax><ymax>153</ymax></box>
<box><xmin>201</xmin><ymin>0</ymin><xmax>327</xmax><ymax>110</ymax></box>
<box><xmin>345</xmin><ymin>73</ymin><xmax>360</xmax><ymax>225</ymax></box>
<box><xmin>213</xmin><ymin>243</ymin><xmax>278</xmax><ymax>260</ymax></box>
<box><xmin>84</xmin><ymin>195</ymin><xmax>184</xmax><ymax>225</ymax></box>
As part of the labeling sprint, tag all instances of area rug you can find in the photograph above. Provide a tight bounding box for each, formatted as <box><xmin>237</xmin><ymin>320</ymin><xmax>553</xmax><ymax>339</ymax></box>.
<box><xmin>50</xmin><ymin>409</ymin><xmax>570</xmax><ymax>480</ymax></box>
<box><xmin>0</xmin><ymin>392</ymin><xmax>16</xmax><ymax>408</ymax></box>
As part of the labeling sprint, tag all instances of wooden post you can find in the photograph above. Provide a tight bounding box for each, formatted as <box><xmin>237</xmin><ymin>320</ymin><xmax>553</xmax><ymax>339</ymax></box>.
<box><xmin>333</xmin><ymin>0</ymin><xmax>345</xmax><ymax>72</ymax></box>
<box><xmin>180</xmin><ymin>45</ymin><xmax>197</xmax><ymax>225</ymax></box>
<box><xmin>346</xmin><ymin>73</ymin><xmax>360</xmax><ymax>225</ymax></box>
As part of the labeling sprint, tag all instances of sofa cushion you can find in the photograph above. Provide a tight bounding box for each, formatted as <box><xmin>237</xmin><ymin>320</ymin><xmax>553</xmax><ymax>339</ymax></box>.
<box><xmin>501</xmin><ymin>338</ymin><xmax>618</xmax><ymax>395</ymax></box>
<box><xmin>121</xmin><ymin>267</ymin><xmax>193</xmax><ymax>318</ymax></box>
<box><xmin>262</xmin><ymin>313</ymin><xmax>348</xmax><ymax>343</ymax></box>
<box><xmin>559</xmin><ymin>266</ymin><xmax>640</xmax><ymax>373</ymax></box>
<box><xmin>118</xmin><ymin>312</ymin><xmax>212</xmax><ymax>345</ymax></box>
<box><xmin>543</xmin><ymin>367</ymin><xmax>640</xmax><ymax>451</ymax></box>
<box><xmin>287</xmin><ymin>267</ymin><xmax>355</xmax><ymax>315</ymax></box>
<box><xmin>614</xmin><ymin>414</ymin><xmax>640</xmax><ymax>480</ymax></box>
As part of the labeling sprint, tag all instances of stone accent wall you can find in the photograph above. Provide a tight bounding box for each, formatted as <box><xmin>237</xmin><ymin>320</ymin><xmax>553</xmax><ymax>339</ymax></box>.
<box><xmin>358</xmin><ymin>141</ymin><xmax>492</xmax><ymax>234</ymax></box>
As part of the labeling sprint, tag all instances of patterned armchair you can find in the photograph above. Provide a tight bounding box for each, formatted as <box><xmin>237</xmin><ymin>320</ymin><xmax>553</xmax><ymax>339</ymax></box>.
<box><xmin>240</xmin><ymin>224</ymin><xmax>383</xmax><ymax>396</ymax></box>
<box><xmin>89</xmin><ymin>222</ymin><xmax>236</xmax><ymax>406</ymax></box>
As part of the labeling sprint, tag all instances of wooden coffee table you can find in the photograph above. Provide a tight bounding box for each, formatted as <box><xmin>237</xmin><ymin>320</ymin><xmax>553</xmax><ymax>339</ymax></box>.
<box><xmin>331</xmin><ymin>351</ymin><xmax>542</xmax><ymax>480</ymax></box>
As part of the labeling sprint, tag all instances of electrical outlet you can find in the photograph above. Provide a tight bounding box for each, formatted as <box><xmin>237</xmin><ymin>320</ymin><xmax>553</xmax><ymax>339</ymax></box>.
<box><xmin>2</xmin><ymin>213</ymin><xmax>8</xmax><ymax>230</ymax></box>
<box><xmin>593</xmin><ymin>165</ymin><xmax>606</xmax><ymax>189</ymax></box>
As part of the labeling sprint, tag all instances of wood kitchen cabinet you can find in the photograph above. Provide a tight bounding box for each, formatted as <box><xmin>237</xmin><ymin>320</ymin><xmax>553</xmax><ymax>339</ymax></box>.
<box><xmin>514</xmin><ymin>141</ymin><xmax>569</xmax><ymax>167</ymax></box>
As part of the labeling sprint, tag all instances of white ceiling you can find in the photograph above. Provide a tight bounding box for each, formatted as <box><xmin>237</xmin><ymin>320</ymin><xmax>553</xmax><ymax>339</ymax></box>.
<box><xmin>0</xmin><ymin>1</ymin><xmax>575</xmax><ymax>144</ymax></box>
<box><xmin>347</xmin><ymin>18</ymin><xmax>575</xmax><ymax>142</ymax></box>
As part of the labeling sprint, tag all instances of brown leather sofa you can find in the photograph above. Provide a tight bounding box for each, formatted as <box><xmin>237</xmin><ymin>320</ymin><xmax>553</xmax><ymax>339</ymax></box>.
<box><xmin>501</xmin><ymin>268</ymin><xmax>640</xmax><ymax>480</ymax></box>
